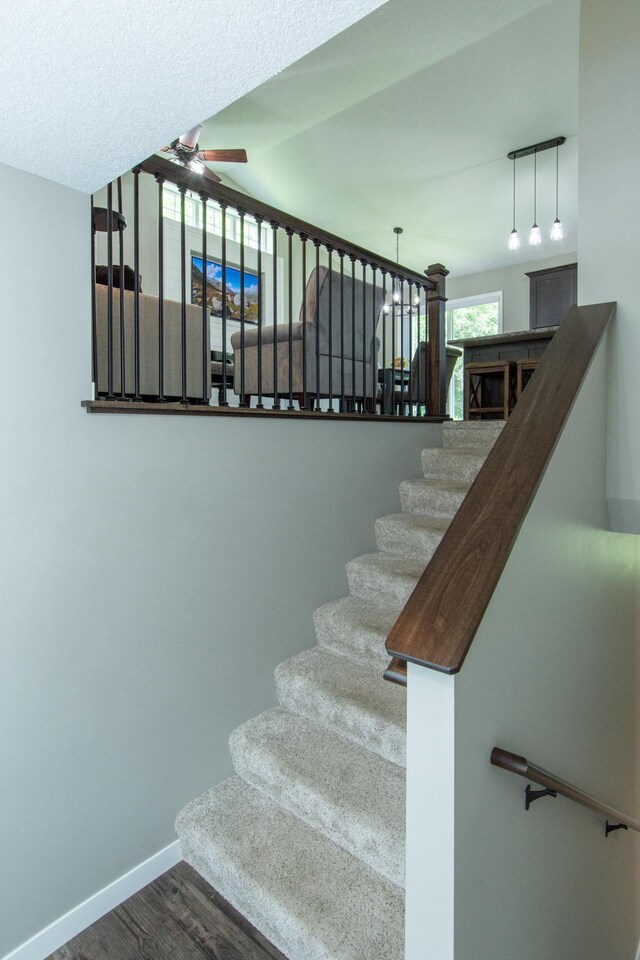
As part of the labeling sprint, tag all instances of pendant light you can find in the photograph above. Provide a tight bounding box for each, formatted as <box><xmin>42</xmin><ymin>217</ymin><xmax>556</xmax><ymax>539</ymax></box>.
<box><xmin>508</xmin><ymin>156</ymin><xmax>520</xmax><ymax>250</ymax></box>
<box><xmin>381</xmin><ymin>227</ymin><xmax>421</xmax><ymax>314</ymax></box>
<box><xmin>550</xmin><ymin>144</ymin><xmax>563</xmax><ymax>241</ymax></box>
<box><xmin>529</xmin><ymin>150</ymin><xmax>541</xmax><ymax>246</ymax></box>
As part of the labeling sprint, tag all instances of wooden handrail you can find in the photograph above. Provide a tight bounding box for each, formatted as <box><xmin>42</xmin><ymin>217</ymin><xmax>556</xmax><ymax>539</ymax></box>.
<box><xmin>138</xmin><ymin>154</ymin><xmax>436</xmax><ymax>291</ymax></box>
<box><xmin>491</xmin><ymin>747</ymin><xmax>640</xmax><ymax>832</ymax></box>
<box><xmin>385</xmin><ymin>302</ymin><xmax>615</xmax><ymax>675</ymax></box>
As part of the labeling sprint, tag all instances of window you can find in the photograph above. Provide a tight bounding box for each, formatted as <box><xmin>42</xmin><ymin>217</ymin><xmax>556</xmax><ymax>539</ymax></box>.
<box><xmin>162</xmin><ymin>180</ymin><xmax>273</xmax><ymax>253</ymax></box>
<box><xmin>447</xmin><ymin>292</ymin><xmax>502</xmax><ymax>419</ymax></box>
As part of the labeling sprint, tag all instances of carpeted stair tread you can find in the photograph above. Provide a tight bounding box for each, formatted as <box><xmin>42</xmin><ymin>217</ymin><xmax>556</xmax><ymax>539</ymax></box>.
<box><xmin>346</xmin><ymin>551</ymin><xmax>426</xmax><ymax>607</ymax></box>
<box><xmin>313</xmin><ymin>596</ymin><xmax>398</xmax><ymax>670</ymax></box>
<box><xmin>177</xmin><ymin>777</ymin><xmax>404</xmax><ymax>960</ymax></box>
<box><xmin>375</xmin><ymin>512</ymin><xmax>449</xmax><ymax>562</ymax></box>
<box><xmin>399</xmin><ymin>477</ymin><xmax>470</xmax><ymax>517</ymax></box>
<box><xmin>230</xmin><ymin>707</ymin><xmax>405</xmax><ymax>887</ymax></box>
<box><xmin>442</xmin><ymin>420</ymin><xmax>505</xmax><ymax>449</ymax></box>
<box><xmin>275</xmin><ymin>647</ymin><xmax>405</xmax><ymax>766</ymax></box>
<box><xmin>421</xmin><ymin>446</ymin><xmax>488</xmax><ymax>482</ymax></box>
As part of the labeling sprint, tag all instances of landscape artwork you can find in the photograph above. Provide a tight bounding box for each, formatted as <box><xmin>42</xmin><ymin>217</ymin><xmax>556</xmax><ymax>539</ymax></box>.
<box><xmin>192</xmin><ymin>256</ymin><xmax>259</xmax><ymax>323</ymax></box>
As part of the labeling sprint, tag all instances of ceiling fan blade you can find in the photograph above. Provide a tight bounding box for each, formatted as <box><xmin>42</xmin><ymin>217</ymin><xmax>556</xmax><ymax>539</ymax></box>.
<box><xmin>178</xmin><ymin>125</ymin><xmax>203</xmax><ymax>150</ymax></box>
<box><xmin>160</xmin><ymin>145</ymin><xmax>173</xmax><ymax>152</ymax></box>
<box><xmin>198</xmin><ymin>149</ymin><xmax>248</xmax><ymax>163</ymax></box>
<box><xmin>202</xmin><ymin>165</ymin><xmax>222</xmax><ymax>184</ymax></box>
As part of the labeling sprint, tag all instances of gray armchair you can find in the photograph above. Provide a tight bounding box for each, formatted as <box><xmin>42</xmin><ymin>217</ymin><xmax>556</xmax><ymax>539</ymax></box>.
<box><xmin>231</xmin><ymin>265</ymin><xmax>383</xmax><ymax>407</ymax></box>
<box><xmin>379</xmin><ymin>342</ymin><xmax>461</xmax><ymax>414</ymax></box>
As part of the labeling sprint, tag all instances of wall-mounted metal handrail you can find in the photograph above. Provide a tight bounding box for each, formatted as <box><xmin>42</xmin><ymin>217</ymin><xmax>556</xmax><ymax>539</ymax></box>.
<box><xmin>491</xmin><ymin>747</ymin><xmax>640</xmax><ymax>835</ymax></box>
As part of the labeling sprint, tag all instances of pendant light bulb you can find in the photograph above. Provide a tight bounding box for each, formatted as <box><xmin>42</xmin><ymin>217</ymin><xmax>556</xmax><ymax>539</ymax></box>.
<box><xmin>528</xmin><ymin>151</ymin><xmax>541</xmax><ymax>246</ymax></box>
<box><xmin>392</xmin><ymin>289</ymin><xmax>401</xmax><ymax>304</ymax></box>
<box><xmin>508</xmin><ymin>228</ymin><xmax>520</xmax><ymax>250</ymax></box>
<box><xmin>551</xmin><ymin>145</ymin><xmax>563</xmax><ymax>241</ymax></box>
<box><xmin>550</xmin><ymin>218</ymin><xmax>563</xmax><ymax>241</ymax></box>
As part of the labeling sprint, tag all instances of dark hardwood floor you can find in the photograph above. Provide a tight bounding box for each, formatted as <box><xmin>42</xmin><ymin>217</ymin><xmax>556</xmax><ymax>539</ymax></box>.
<box><xmin>47</xmin><ymin>861</ymin><xmax>288</xmax><ymax>960</ymax></box>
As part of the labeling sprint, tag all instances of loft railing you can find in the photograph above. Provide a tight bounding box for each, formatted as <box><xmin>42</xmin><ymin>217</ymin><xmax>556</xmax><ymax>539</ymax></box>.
<box><xmin>85</xmin><ymin>154</ymin><xmax>449</xmax><ymax>421</ymax></box>
<box><xmin>384</xmin><ymin>302</ymin><xmax>615</xmax><ymax>682</ymax></box>
<box><xmin>491</xmin><ymin>747</ymin><xmax>639</xmax><ymax>836</ymax></box>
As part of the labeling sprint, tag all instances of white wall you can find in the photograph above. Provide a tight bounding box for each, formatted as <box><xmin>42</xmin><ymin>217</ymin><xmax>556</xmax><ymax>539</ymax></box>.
<box><xmin>406</xmin><ymin>339</ymin><xmax>639</xmax><ymax>959</ymax></box>
<box><xmin>578</xmin><ymin>0</ymin><xmax>640</xmax><ymax>535</ymax></box>
<box><xmin>447</xmin><ymin>252</ymin><xmax>577</xmax><ymax>333</ymax></box>
<box><xmin>0</xmin><ymin>160</ymin><xmax>442</xmax><ymax>957</ymax></box>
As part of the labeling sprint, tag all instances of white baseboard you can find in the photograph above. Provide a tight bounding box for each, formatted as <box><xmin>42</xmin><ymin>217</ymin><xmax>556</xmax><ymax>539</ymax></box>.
<box><xmin>2</xmin><ymin>840</ymin><xmax>182</xmax><ymax>960</ymax></box>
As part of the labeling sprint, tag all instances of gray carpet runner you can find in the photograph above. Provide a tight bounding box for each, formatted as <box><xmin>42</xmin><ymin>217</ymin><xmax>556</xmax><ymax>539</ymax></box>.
<box><xmin>176</xmin><ymin>420</ymin><xmax>503</xmax><ymax>960</ymax></box>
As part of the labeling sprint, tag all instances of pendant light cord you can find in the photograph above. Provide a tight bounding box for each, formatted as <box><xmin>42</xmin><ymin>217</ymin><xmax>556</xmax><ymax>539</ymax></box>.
<box><xmin>512</xmin><ymin>157</ymin><xmax>516</xmax><ymax>230</ymax></box>
<box><xmin>555</xmin><ymin>145</ymin><xmax>559</xmax><ymax>219</ymax></box>
<box><xmin>533</xmin><ymin>150</ymin><xmax>537</xmax><ymax>224</ymax></box>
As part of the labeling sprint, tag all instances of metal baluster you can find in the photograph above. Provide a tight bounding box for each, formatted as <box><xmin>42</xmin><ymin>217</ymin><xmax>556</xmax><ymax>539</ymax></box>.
<box><xmin>339</xmin><ymin>251</ymin><xmax>345</xmax><ymax>411</ymax></box>
<box><xmin>117</xmin><ymin>177</ymin><xmax>126</xmax><ymax>399</ymax></box>
<box><xmin>416</xmin><ymin>284</ymin><xmax>423</xmax><ymax>416</ymax></box>
<box><xmin>200</xmin><ymin>192</ymin><xmax>209</xmax><ymax>404</ymax></box>
<box><xmin>362</xmin><ymin>261</ymin><xmax>367</xmax><ymax>413</ymax></box>
<box><xmin>400</xmin><ymin>278</ymin><xmax>405</xmax><ymax>416</ymax></box>
<box><xmin>370</xmin><ymin>265</ymin><xmax>378</xmax><ymax>415</ymax></box>
<box><xmin>179</xmin><ymin>184</ymin><xmax>188</xmax><ymax>403</ymax></box>
<box><xmin>391</xmin><ymin>273</ymin><xmax>397</xmax><ymax>415</ymax></box>
<box><xmin>155</xmin><ymin>175</ymin><xmax>166</xmax><ymax>402</ymax></box>
<box><xmin>90</xmin><ymin>195</ymin><xmax>97</xmax><ymax>396</ymax></box>
<box><xmin>271</xmin><ymin>221</ymin><xmax>279</xmax><ymax>409</ymax></box>
<box><xmin>314</xmin><ymin>240</ymin><xmax>321</xmax><ymax>412</ymax></box>
<box><xmin>301</xmin><ymin>235</ymin><xmax>308</xmax><ymax>410</ymax></box>
<box><xmin>350</xmin><ymin>255</ymin><xmax>356</xmax><ymax>410</ymax></box>
<box><xmin>106</xmin><ymin>181</ymin><xmax>114</xmax><ymax>399</ymax></box>
<box><xmin>381</xmin><ymin>270</ymin><xmax>387</xmax><ymax>415</ymax></box>
<box><xmin>220</xmin><ymin>201</ymin><xmax>228</xmax><ymax>406</ymax></box>
<box><xmin>327</xmin><ymin>246</ymin><xmax>334</xmax><ymax>412</ymax></box>
<box><xmin>133</xmin><ymin>169</ymin><xmax>142</xmax><ymax>401</ymax></box>
<box><xmin>408</xmin><ymin>281</ymin><xmax>414</xmax><ymax>417</ymax></box>
<box><xmin>239</xmin><ymin>208</ymin><xmax>247</xmax><ymax>406</ymax></box>
<box><xmin>287</xmin><ymin>228</ymin><xmax>294</xmax><ymax>410</ymax></box>
<box><xmin>422</xmin><ymin>286</ymin><xmax>429</xmax><ymax>417</ymax></box>
<box><xmin>256</xmin><ymin>215</ymin><xmax>264</xmax><ymax>409</ymax></box>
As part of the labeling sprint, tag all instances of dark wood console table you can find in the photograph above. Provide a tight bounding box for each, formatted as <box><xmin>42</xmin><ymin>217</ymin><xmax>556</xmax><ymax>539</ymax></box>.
<box><xmin>450</xmin><ymin>327</ymin><xmax>558</xmax><ymax>417</ymax></box>
<box><xmin>450</xmin><ymin>326</ymin><xmax>558</xmax><ymax>364</ymax></box>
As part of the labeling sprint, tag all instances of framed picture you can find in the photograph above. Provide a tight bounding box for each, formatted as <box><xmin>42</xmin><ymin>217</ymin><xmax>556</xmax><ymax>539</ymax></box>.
<box><xmin>191</xmin><ymin>255</ymin><xmax>260</xmax><ymax>323</ymax></box>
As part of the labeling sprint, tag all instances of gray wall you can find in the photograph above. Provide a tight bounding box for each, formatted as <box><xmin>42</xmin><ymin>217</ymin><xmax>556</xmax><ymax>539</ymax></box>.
<box><xmin>579</xmin><ymin>0</ymin><xmax>640</xmax><ymax>535</ymax></box>
<box><xmin>0</xmin><ymin>160</ymin><xmax>441</xmax><ymax>956</ymax></box>
<box><xmin>405</xmin><ymin>338</ymin><xmax>639</xmax><ymax>959</ymax></box>
<box><xmin>447</xmin><ymin>251</ymin><xmax>578</xmax><ymax>333</ymax></box>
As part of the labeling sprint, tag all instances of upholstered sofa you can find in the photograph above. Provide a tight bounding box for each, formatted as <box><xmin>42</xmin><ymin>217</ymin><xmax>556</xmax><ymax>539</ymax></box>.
<box><xmin>230</xmin><ymin>265</ymin><xmax>383</xmax><ymax>405</ymax></box>
<box><xmin>94</xmin><ymin>284</ymin><xmax>210</xmax><ymax>401</ymax></box>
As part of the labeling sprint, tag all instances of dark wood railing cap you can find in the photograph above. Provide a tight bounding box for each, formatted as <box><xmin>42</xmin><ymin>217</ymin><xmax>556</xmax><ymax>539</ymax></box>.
<box><xmin>385</xmin><ymin>302</ymin><xmax>615</xmax><ymax>675</ymax></box>
<box><xmin>138</xmin><ymin>154</ymin><xmax>435</xmax><ymax>290</ymax></box>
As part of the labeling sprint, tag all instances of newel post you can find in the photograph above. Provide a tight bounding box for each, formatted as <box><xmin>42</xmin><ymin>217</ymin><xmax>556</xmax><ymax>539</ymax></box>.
<box><xmin>425</xmin><ymin>263</ymin><xmax>449</xmax><ymax>417</ymax></box>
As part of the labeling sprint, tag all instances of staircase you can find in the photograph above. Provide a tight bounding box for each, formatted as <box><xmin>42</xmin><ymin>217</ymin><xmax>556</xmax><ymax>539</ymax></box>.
<box><xmin>176</xmin><ymin>420</ymin><xmax>504</xmax><ymax>960</ymax></box>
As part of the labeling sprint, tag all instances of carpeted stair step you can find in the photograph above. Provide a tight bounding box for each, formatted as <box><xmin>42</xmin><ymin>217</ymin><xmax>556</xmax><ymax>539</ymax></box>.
<box><xmin>346</xmin><ymin>551</ymin><xmax>426</xmax><ymax>607</ymax></box>
<box><xmin>421</xmin><ymin>446</ymin><xmax>487</xmax><ymax>483</ymax></box>
<box><xmin>275</xmin><ymin>647</ymin><xmax>405</xmax><ymax>766</ymax></box>
<box><xmin>442</xmin><ymin>419</ymin><xmax>505</xmax><ymax>450</ymax></box>
<box><xmin>229</xmin><ymin>707</ymin><xmax>405</xmax><ymax>887</ymax></box>
<box><xmin>375</xmin><ymin>512</ymin><xmax>449</xmax><ymax>562</ymax></box>
<box><xmin>313</xmin><ymin>595</ymin><xmax>398</xmax><ymax>670</ymax></box>
<box><xmin>399</xmin><ymin>477</ymin><xmax>470</xmax><ymax>518</ymax></box>
<box><xmin>177</xmin><ymin>777</ymin><xmax>404</xmax><ymax>960</ymax></box>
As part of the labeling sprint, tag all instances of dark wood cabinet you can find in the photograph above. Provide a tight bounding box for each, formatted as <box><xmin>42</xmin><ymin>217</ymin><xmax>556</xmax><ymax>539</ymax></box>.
<box><xmin>526</xmin><ymin>262</ymin><xmax>577</xmax><ymax>329</ymax></box>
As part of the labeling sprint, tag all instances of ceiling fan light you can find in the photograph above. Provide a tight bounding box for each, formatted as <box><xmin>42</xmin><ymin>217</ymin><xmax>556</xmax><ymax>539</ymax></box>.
<box><xmin>508</xmin><ymin>228</ymin><xmax>520</xmax><ymax>250</ymax></box>
<box><xmin>529</xmin><ymin>223</ymin><xmax>542</xmax><ymax>246</ymax></box>
<box><xmin>550</xmin><ymin>218</ymin><xmax>563</xmax><ymax>241</ymax></box>
<box><xmin>189</xmin><ymin>158</ymin><xmax>205</xmax><ymax>174</ymax></box>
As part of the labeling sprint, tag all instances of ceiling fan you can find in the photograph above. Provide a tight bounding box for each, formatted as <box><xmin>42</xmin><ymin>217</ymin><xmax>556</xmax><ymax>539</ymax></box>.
<box><xmin>161</xmin><ymin>125</ymin><xmax>247</xmax><ymax>183</ymax></box>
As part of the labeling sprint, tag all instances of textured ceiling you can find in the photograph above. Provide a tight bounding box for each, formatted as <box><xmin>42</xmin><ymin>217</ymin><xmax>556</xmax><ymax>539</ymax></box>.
<box><xmin>0</xmin><ymin>0</ymin><xmax>389</xmax><ymax>193</ymax></box>
<box><xmin>202</xmin><ymin>0</ymin><xmax>580</xmax><ymax>277</ymax></box>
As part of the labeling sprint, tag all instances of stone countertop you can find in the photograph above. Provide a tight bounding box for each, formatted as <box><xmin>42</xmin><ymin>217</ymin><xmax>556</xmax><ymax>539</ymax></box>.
<box><xmin>449</xmin><ymin>326</ymin><xmax>558</xmax><ymax>348</ymax></box>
